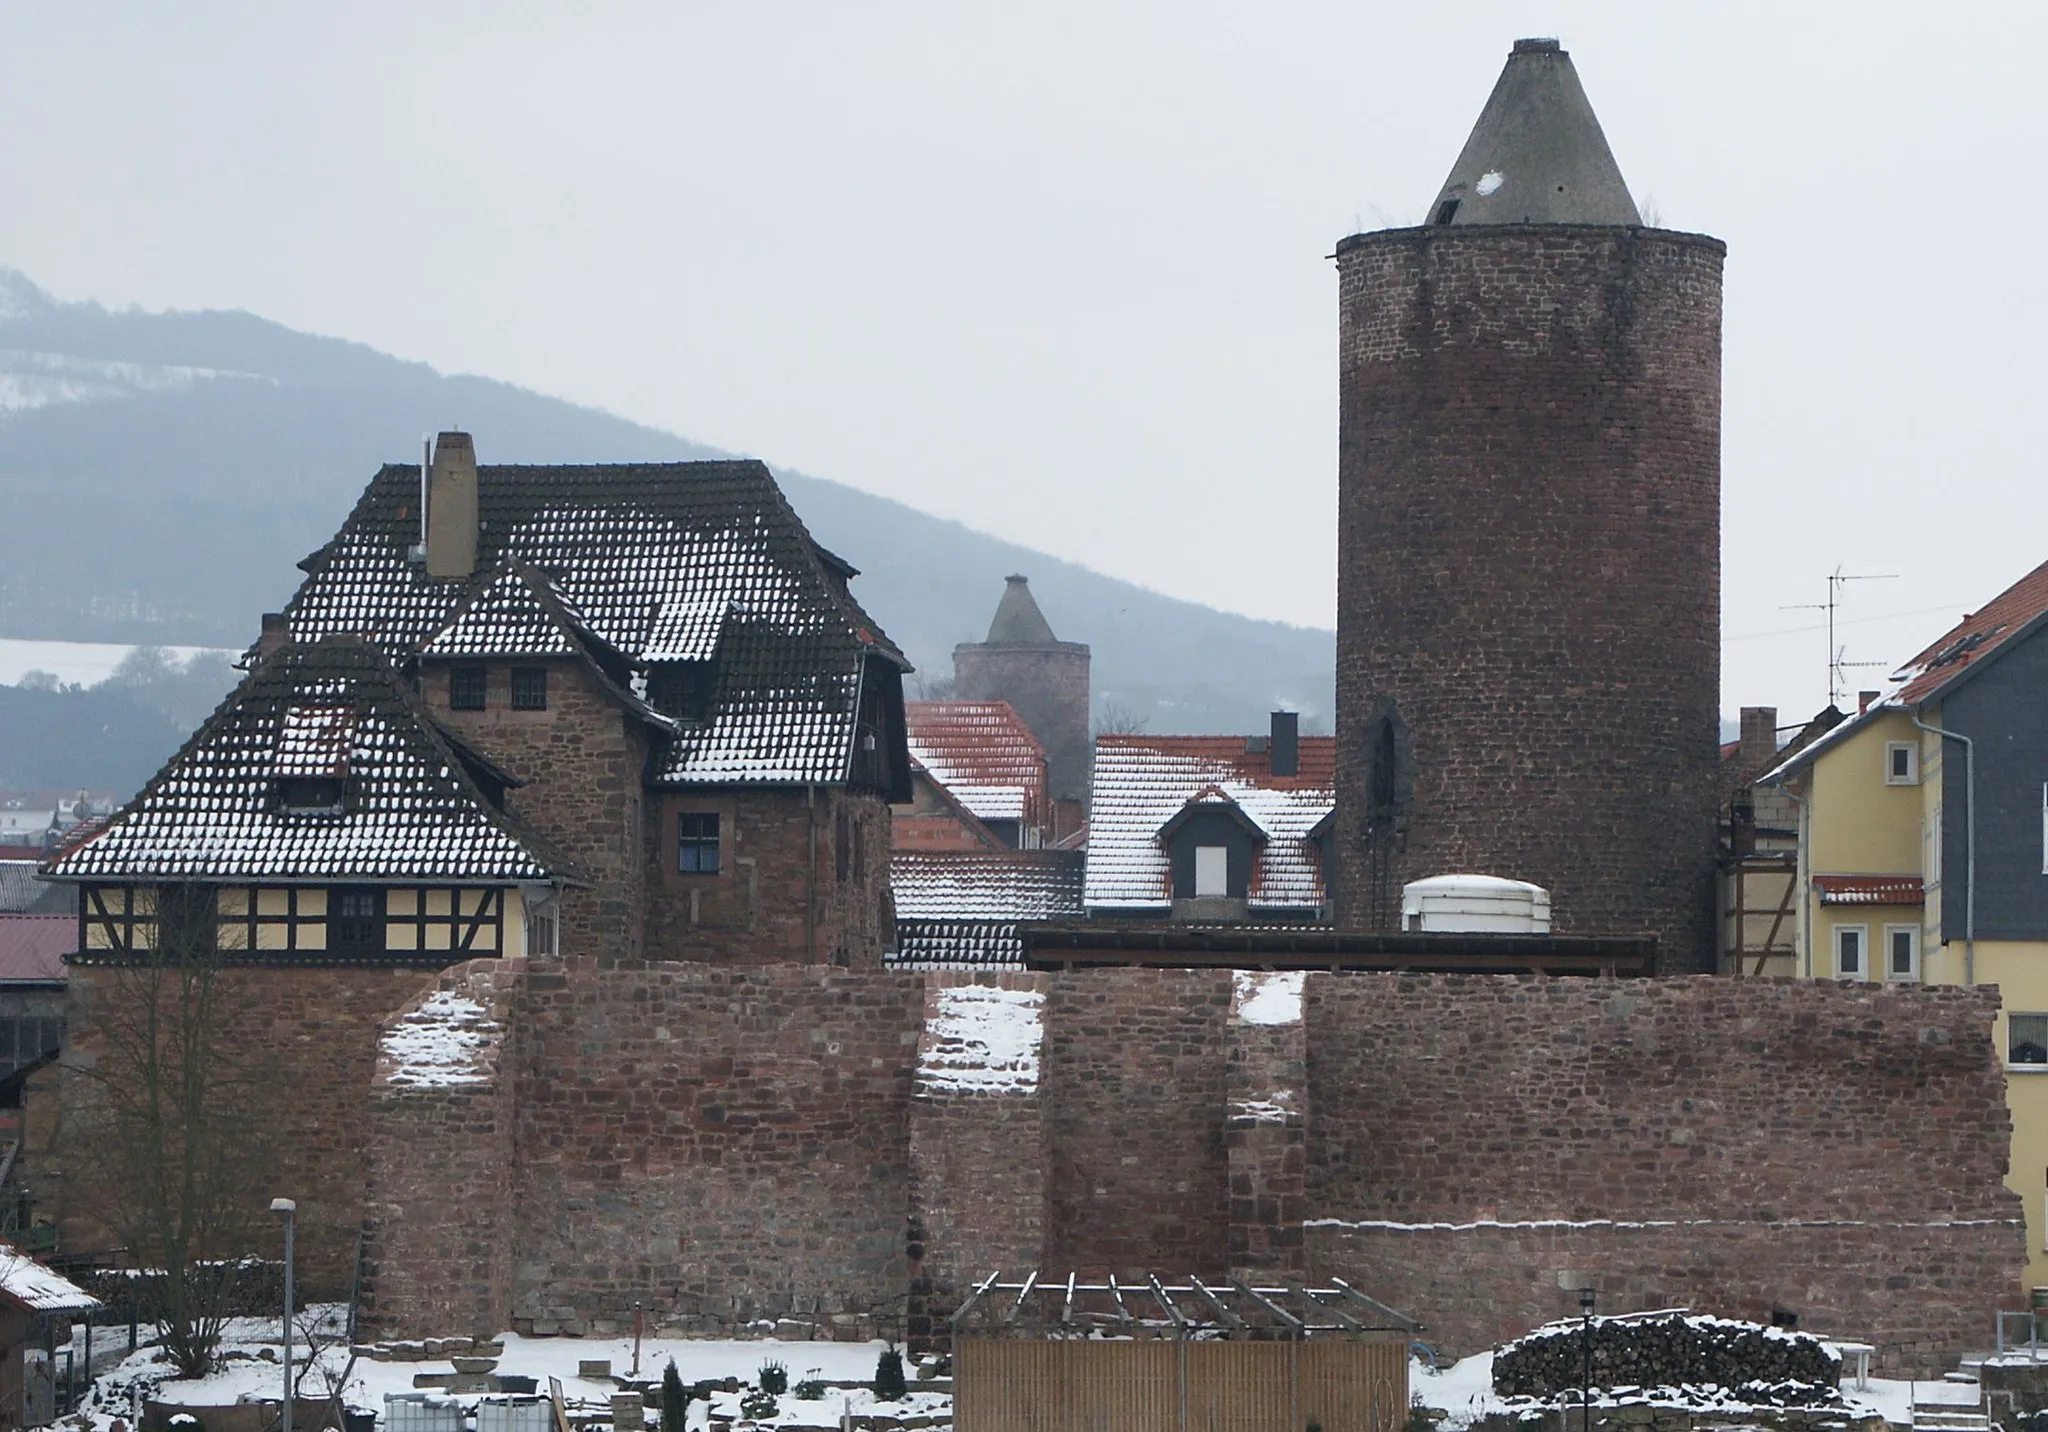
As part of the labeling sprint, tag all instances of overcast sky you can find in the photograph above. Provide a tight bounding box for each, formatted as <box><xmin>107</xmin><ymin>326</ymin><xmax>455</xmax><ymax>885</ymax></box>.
<box><xmin>3</xmin><ymin>3</ymin><xmax>2042</xmax><ymax>720</ymax></box>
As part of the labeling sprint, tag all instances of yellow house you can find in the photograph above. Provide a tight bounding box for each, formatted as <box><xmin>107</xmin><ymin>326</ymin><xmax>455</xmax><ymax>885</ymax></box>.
<box><xmin>1762</xmin><ymin>558</ymin><xmax>2048</xmax><ymax>1292</ymax></box>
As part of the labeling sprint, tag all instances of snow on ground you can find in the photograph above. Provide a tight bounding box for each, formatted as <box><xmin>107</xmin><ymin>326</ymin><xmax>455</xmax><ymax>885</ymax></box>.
<box><xmin>380</xmin><ymin>991</ymin><xmax>500</xmax><ymax>1087</ymax></box>
<box><xmin>77</xmin><ymin>1315</ymin><xmax>946</xmax><ymax>1432</ymax></box>
<box><xmin>1233</xmin><ymin>970</ymin><xmax>1304</xmax><ymax>1025</ymax></box>
<box><xmin>1411</xmin><ymin>1347</ymin><xmax>1981</xmax><ymax>1431</ymax></box>
<box><xmin>918</xmin><ymin>984</ymin><xmax>1042</xmax><ymax>1093</ymax></box>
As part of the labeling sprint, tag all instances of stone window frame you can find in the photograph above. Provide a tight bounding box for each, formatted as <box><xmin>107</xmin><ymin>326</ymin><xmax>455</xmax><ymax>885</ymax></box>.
<box><xmin>672</xmin><ymin>805</ymin><xmax>728</xmax><ymax>879</ymax></box>
<box><xmin>1832</xmin><ymin>922</ymin><xmax>1868</xmax><ymax>981</ymax></box>
<box><xmin>1884</xmin><ymin>741</ymin><xmax>1918</xmax><ymax>786</ymax></box>
<box><xmin>2009</xmin><ymin>1012</ymin><xmax>2048</xmax><ymax>1070</ymax></box>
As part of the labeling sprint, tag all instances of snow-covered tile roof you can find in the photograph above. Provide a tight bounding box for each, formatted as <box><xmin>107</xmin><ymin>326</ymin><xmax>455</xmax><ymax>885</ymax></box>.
<box><xmin>1891</xmin><ymin>557</ymin><xmax>2048</xmax><ymax>707</ymax></box>
<box><xmin>420</xmin><ymin>563</ymin><xmax>581</xmax><ymax>659</ymax></box>
<box><xmin>1813</xmin><ymin>874</ymin><xmax>1925</xmax><ymax>906</ymax></box>
<box><xmin>891</xmin><ymin>850</ymin><xmax>1084</xmax><ymax>921</ymax></box>
<box><xmin>1085</xmin><ymin>735</ymin><xmax>1335</xmax><ymax>910</ymax></box>
<box><xmin>889</xmin><ymin>920</ymin><xmax>1025</xmax><ymax>970</ymax></box>
<box><xmin>44</xmin><ymin>639</ymin><xmax>577</xmax><ymax>883</ymax></box>
<box><xmin>0</xmin><ymin>861</ymin><xmax>47</xmax><ymax>913</ymax></box>
<box><xmin>0</xmin><ymin>1244</ymin><xmax>99</xmax><ymax>1314</ymax></box>
<box><xmin>905</xmin><ymin>702</ymin><xmax>1047</xmax><ymax>826</ymax></box>
<box><xmin>280</xmin><ymin>461</ymin><xmax>904</xmax><ymax>787</ymax></box>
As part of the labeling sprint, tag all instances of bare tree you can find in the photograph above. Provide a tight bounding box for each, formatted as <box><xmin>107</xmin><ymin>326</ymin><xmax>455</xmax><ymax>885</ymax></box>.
<box><xmin>64</xmin><ymin>884</ymin><xmax>276</xmax><ymax>1377</ymax></box>
<box><xmin>1094</xmin><ymin>700</ymin><xmax>1149</xmax><ymax>736</ymax></box>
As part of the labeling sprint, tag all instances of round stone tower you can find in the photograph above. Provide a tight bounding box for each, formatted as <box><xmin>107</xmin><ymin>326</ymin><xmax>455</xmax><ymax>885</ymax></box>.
<box><xmin>952</xmin><ymin>575</ymin><xmax>1093</xmax><ymax>806</ymax></box>
<box><xmin>1331</xmin><ymin>38</ymin><xmax>1724</xmax><ymax>970</ymax></box>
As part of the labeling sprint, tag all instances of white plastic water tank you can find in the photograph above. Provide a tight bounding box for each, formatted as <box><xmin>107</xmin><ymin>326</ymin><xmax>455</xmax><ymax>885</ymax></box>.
<box><xmin>1401</xmin><ymin>875</ymin><xmax>1553</xmax><ymax>934</ymax></box>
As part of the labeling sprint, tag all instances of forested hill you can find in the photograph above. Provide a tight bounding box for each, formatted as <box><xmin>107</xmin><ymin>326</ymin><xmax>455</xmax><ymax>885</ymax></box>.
<box><xmin>0</xmin><ymin>268</ymin><xmax>1334</xmax><ymax>740</ymax></box>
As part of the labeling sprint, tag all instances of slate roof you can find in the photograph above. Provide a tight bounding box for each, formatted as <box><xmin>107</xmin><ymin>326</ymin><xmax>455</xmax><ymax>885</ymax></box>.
<box><xmin>281</xmin><ymin>459</ymin><xmax>905</xmax><ymax>786</ymax></box>
<box><xmin>0</xmin><ymin>862</ymin><xmax>48</xmax><ymax>914</ymax></box>
<box><xmin>0</xmin><ymin>915</ymin><xmax>71</xmax><ymax>982</ymax></box>
<box><xmin>1087</xmin><ymin>735</ymin><xmax>1336</xmax><ymax>911</ymax></box>
<box><xmin>1891</xmin><ymin>557</ymin><xmax>2048</xmax><ymax>707</ymax></box>
<box><xmin>43</xmin><ymin>639</ymin><xmax>578</xmax><ymax>883</ymax></box>
<box><xmin>887</xmin><ymin>921</ymin><xmax>1024</xmax><ymax>970</ymax></box>
<box><xmin>891</xmin><ymin>850</ymin><xmax>1085</xmax><ymax>921</ymax></box>
<box><xmin>905</xmin><ymin>701</ymin><xmax>1048</xmax><ymax>827</ymax></box>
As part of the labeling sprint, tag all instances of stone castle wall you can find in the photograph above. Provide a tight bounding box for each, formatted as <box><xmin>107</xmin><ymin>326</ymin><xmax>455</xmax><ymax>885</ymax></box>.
<box><xmin>1333</xmin><ymin>225</ymin><xmax>1725</xmax><ymax>970</ymax></box>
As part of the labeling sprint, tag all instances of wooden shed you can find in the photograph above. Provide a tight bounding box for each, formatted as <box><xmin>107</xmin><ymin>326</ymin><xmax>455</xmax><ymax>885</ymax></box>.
<box><xmin>949</xmin><ymin>1272</ymin><xmax>1414</xmax><ymax>1432</ymax></box>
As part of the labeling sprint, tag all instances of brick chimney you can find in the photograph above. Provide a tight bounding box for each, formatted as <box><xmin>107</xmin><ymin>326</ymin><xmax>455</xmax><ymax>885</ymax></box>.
<box><xmin>1858</xmin><ymin>690</ymin><xmax>1879</xmax><ymax>715</ymax></box>
<box><xmin>1270</xmin><ymin>711</ymin><xmax>1299</xmax><ymax>778</ymax></box>
<box><xmin>1738</xmin><ymin>706</ymin><xmax>1777</xmax><ymax>771</ymax></box>
<box><xmin>257</xmin><ymin>612</ymin><xmax>290</xmax><ymax>662</ymax></box>
<box><xmin>425</xmin><ymin>430</ymin><xmax>479</xmax><ymax>579</ymax></box>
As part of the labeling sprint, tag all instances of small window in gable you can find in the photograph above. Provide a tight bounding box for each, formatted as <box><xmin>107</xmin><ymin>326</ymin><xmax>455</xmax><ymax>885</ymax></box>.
<box><xmin>450</xmin><ymin>665</ymin><xmax>487</xmax><ymax>710</ymax></box>
<box><xmin>276</xmin><ymin>777</ymin><xmax>346</xmax><ymax>814</ymax></box>
<box><xmin>511</xmin><ymin>667</ymin><xmax>548</xmax><ymax>711</ymax></box>
<box><xmin>1885</xmin><ymin>741</ymin><xmax>1918</xmax><ymax>786</ymax></box>
<box><xmin>1194</xmin><ymin>845</ymin><xmax>1229</xmax><ymax>898</ymax></box>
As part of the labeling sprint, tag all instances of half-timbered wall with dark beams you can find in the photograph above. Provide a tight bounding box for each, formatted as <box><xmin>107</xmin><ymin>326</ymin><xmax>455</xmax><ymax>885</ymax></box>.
<box><xmin>78</xmin><ymin>882</ymin><xmax>525</xmax><ymax>960</ymax></box>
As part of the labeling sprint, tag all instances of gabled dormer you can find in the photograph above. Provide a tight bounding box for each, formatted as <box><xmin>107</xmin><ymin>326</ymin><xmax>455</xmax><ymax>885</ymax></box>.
<box><xmin>1158</xmin><ymin>785</ymin><xmax>1266</xmax><ymax>919</ymax></box>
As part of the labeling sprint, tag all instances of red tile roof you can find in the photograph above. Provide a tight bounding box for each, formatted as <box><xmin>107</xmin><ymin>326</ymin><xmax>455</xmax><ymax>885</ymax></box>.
<box><xmin>1892</xmin><ymin>558</ymin><xmax>2048</xmax><ymax>706</ymax></box>
<box><xmin>1812</xmin><ymin>874</ymin><xmax>1925</xmax><ymax>907</ymax></box>
<box><xmin>0</xmin><ymin>916</ymin><xmax>72</xmax><ymax>982</ymax></box>
<box><xmin>905</xmin><ymin>701</ymin><xmax>1048</xmax><ymax>827</ymax></box>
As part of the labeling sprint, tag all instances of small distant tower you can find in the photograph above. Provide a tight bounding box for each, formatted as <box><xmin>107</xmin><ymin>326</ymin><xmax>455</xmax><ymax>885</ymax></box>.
<box><xmin>953</xmin><ymin>576</ymin><xmax>1093</xmax><ymax>806</ymax></box>
<box><xmin>1332</xmin><ymin>39</ymin><xmax>1724</xmax><ymax>970</ymax></box>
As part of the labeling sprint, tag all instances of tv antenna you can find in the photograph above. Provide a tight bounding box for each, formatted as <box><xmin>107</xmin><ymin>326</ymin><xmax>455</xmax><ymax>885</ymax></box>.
<box><xmin>1782</xmin><ymin>565</ymin><xmax>1898</xmax><ymax>708</ymax></box>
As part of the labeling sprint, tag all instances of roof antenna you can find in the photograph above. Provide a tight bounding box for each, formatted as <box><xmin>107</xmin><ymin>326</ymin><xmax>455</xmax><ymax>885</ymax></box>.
<box><xmin>1781</xmin><ymin>564</ymin><xmax>1897</xmax><ymax>708</ymax></box>
<box><xmin>408</xmin><ymin>435</ymin><xmax>429</xmax><ymax>565</ymax></box>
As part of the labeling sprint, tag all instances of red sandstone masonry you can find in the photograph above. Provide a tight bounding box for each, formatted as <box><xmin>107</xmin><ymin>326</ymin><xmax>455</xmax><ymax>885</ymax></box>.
<box><xmin>1042</xmin><ymin>970</ymin><xmax>1231</xmax><ymax>1276</ymax></box>
<box><xmin>906</xmin><ymin>971</ymin><xmax>1050</xmax><ymax>1338</ymax></box>
<box><xmin>1307</xmin><ymin>1219</ymin><xmax>2020</xmax><ymax>1376</ymax></box>
<box><xmin>359</xmin><ymin>959</ymin><xmax>524</xmax><ymax>1338</ymax></box>
<box><xmin>1333</xmin><ymin>227</ymin><xmax>1724</xmax><ymax>969</ymax></box>
<box><xmin>643</xmin><ymin>788</ymin><xmax>894</xmax><ymax>969</ymax></box>
<box><xmin>51</xmin><ymin>963</ymin><xmax>439</xmax><ymax>1296</ymax></box>
<box><xmin>1227</xmin><ymin>983</ymin><xmax>1307</xmax><ymax>1279</ymax></box>
<box><xmin>430</xmin><ymin>658</ymin><xmax>651</xmax><ymax>967</ymax></box>
<box><xmin>509</xmin><ymin>962</ymin><xmax>926</xmax><ymax>1337</ymax></box>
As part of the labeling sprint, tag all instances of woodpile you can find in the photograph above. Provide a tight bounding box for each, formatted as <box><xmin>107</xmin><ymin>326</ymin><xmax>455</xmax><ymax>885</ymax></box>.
<box><xmin>1492</xmin><ymin>1314</ymin><xmax>1839</xmax><ymax>1403</ymax></box>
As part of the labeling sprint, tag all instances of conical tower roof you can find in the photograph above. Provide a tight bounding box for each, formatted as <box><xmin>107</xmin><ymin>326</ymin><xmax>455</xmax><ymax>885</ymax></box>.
<box><xmin>1427</xmin><ymin>38</ymin><xmax>1639</xmax><ymax>227</ymax></box>
<box><xmin>984</xmin><ymin>574</ymin><xmax>1059</xmax><ymax>645</ymax></box>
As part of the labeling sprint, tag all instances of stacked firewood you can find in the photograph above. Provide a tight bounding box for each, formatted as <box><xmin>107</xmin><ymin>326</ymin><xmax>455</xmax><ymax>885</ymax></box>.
<box><xmin>1492</xmin><ymin>1313</ymin><xmax>1839</xmax><ymax>1403</ymax></box>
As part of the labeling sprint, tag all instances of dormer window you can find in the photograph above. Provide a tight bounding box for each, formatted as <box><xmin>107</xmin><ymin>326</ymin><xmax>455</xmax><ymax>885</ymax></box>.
<box><xmin>647</xmin><ymin>662</ymin><xmax>715</xmax><ymax>722</ymax></box>
<box><xmin>1194</xmin><ymin>845</ymin><xmax>1229</xmax><ymax>898</ymax></box>
<box><xmin>276</xmin><ymin>777</ymin><xmax>346</xmax><ymax>814</ymax></box>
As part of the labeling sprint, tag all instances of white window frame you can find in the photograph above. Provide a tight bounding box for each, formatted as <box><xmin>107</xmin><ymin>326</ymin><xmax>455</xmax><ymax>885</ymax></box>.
<box><xmin>1885</xmin><ymin>741</ymin><xmax>1918</xmax><ymax>786</ymax></box>
<box><xmin>1833</xmin><ymin>923</ymin><xmax>1868</xmax><ymax>981</ymax></box>
<box><xmin>2010</xmin><ymin>1012</ymin><xmax>2048</xmax><ymax>1070</ymax></box>
<box><xmin>2040</xmin><ymin>783</ymin><xmax>2047</xmax><ymax>876</ymax></box>
<box><xmin>1193</xmin><ymin>844</ymin><xmax>1229</xmax><ymax>898</ymax></box>
<box><xmin>1882</xmin><ymin>923</ymin><xmax>1920</xmax><ymax>981</ymax></box>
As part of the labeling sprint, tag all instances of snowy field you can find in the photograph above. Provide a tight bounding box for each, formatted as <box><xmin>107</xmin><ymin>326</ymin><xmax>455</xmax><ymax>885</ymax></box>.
<box><xmin>0</xmin><ymin>638</ymin><xmax>230</xmax><ymax>688</ymax></box>
<box><xmin>75</xmin><ymin>1312</ymin><xmax>950</xmax><ymax>1432</ymax></box>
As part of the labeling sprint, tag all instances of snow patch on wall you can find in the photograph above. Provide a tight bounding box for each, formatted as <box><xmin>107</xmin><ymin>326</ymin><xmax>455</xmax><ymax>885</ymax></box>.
<box><xmin>380</xmin><ymin>990</ymin><xmax>502</xmax><ymax>1088</ymax></box>
<box><xmin>919</xmin><ymin>985</ymin><xmax>1043</xmax><ymax>1093</ymax></box>
<box><xmin>1233</xmin><ymin>970</ymin><xmax>1304</xmax><ymax>1025</ymax></box>
<box><xmin>1231</xmin><ymin>1093</ymin><xmax>1296</xmax><ymax>1124</ymax></box>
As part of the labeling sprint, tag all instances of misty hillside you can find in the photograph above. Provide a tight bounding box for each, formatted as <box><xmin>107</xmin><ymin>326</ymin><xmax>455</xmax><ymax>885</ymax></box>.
<box><xmin>0</xmin><ymin>270</ymin><xmax>1333</xmax><ymax>751</ymax></box>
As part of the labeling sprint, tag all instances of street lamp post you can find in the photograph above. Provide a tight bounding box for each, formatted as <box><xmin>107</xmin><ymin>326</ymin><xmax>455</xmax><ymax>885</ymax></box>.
<box><xmin>1579</xmin><ymin>1286</ymin><xmax>1596</xmax><ymax>1432</ymax></box>
<box><xmin>271</xmin><ymin>1198</ymin><xmax>297</xmax><ymax>1432</ymax></box>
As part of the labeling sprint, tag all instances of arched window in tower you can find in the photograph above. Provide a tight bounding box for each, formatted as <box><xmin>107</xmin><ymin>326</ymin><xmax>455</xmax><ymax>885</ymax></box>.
<box><xmin>1364</xmin><ymin>700</ymin><xmax>1412</xmax><ymax>819</ymax></box>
